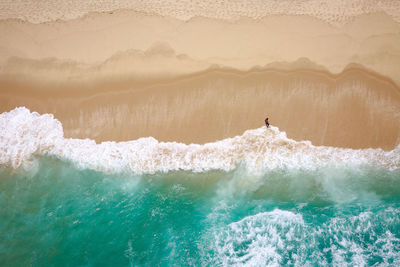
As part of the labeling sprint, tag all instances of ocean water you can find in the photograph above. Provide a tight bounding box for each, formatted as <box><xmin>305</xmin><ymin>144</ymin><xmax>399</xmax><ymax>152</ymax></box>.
<box><xmin>1</xmin><ymin>108</ymin><xmax>400</xmax><ymax>266</ymax></box>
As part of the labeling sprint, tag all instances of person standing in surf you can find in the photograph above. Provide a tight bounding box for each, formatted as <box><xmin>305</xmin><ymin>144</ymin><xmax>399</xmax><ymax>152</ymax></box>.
<box><xmin>265</xmin><ymin>117</ymin><xmax>270</xmax><ymax>128</ymax></box>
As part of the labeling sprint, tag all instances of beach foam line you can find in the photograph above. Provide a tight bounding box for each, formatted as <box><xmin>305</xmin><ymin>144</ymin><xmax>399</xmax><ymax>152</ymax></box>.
<box><xmin>0</xmin><ymin>107</ymin><xmax>399</xmax><ymax>174</ymax></box>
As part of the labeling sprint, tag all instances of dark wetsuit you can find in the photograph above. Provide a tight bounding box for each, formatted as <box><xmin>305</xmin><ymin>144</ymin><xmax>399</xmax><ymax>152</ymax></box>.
<box><xmin>265</xmin><ymin>118</ymin><xmax>270</xmax><ymax>128</ymax></box>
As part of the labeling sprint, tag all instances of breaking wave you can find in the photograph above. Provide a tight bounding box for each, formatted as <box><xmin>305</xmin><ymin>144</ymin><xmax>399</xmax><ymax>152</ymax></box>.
<box><xmin>1</xmin><ymin>107</ymin><xmax>399</xmax><ymax>173</ymax></box>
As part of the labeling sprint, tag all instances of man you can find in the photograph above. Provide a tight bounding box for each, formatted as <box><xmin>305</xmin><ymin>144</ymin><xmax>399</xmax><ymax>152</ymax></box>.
<box><xmin>265</xmin><ymin>117</ymin><xmax>270</xmax><ymax>128</ymax></box>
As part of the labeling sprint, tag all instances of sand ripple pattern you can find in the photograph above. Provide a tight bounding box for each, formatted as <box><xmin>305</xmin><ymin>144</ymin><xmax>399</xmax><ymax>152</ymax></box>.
<box><xmin>0</xmin><ymin>0</ymin><xmax>400</xmax><ymax>25</ymax></box>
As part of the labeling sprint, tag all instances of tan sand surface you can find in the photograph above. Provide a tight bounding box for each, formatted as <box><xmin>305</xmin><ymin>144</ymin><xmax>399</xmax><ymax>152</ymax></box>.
<box><xmin>1</xmin><ymin>11</ymin><xmax>400</xmax><ymax>85</ymax></box>
<box><xmin>1</xmin><ymin>0</ymin><xmax>400</xmax><ymax>25</ymax></box>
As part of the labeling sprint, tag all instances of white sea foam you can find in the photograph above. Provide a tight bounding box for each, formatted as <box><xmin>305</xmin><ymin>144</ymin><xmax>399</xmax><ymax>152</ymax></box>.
<box><xmin>0</xmin><ymin>107</ymin><xmax>399</xmax><ymax>174</ymax></box>
<box><xmin>213</xmin><ymin>209</ymin><xmax>305</xmax><ymax>266</ymax></box>
<box><xmin>211</xmin><ymin>209</ymin><xmax>400</xmax><ymax>266</ymax></box>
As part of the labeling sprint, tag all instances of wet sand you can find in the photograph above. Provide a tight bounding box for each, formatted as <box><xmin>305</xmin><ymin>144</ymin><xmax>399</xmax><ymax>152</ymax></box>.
<box><xmin>1</xmin><ymin>66</ymin><xmax>399</xmax><ymax>150</ymax></box>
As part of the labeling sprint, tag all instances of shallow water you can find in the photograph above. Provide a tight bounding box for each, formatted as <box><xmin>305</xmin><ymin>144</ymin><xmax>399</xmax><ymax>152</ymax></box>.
<box><xmin>1</xmin><ymin>156</ymin><xmax>399</xmax><ymax>266</ymax></box>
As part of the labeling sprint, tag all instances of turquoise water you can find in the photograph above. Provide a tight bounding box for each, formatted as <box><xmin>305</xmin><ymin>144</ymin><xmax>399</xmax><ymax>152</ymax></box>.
<box><xmin>1</xmin><ymin>156</ymin><xmax>400</xmax><ymax>266</ymax></box>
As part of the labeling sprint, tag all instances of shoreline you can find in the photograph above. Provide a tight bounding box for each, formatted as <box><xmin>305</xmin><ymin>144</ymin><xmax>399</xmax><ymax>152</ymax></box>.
<box><xmin>1</xmin><ymin>107</ymin><xmax>399</xmax><ymax>172</ymax></box>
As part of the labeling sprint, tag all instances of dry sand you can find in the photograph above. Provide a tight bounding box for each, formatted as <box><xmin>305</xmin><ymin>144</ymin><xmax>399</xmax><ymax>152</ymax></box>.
<box><xmin>0</xmin><ymin>8</ymin><xmax>399</xmax><ymax>149</ymax></box>
<box><xmin>1</xmin><ymin>11</ymin><xmax>400</xmax><ymax>84</ymax></box>
<box><xmin>1</xmin><ymin>0</ymin><xmax>400</xmax><ymax>25</ymax></box>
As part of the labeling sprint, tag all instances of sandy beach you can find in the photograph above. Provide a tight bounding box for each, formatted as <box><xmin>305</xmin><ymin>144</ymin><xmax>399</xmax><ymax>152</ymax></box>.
<box><xmin>0</xmin><ymin>3</ymin><xmax>399</xmax><ymax>149</ymax></box>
